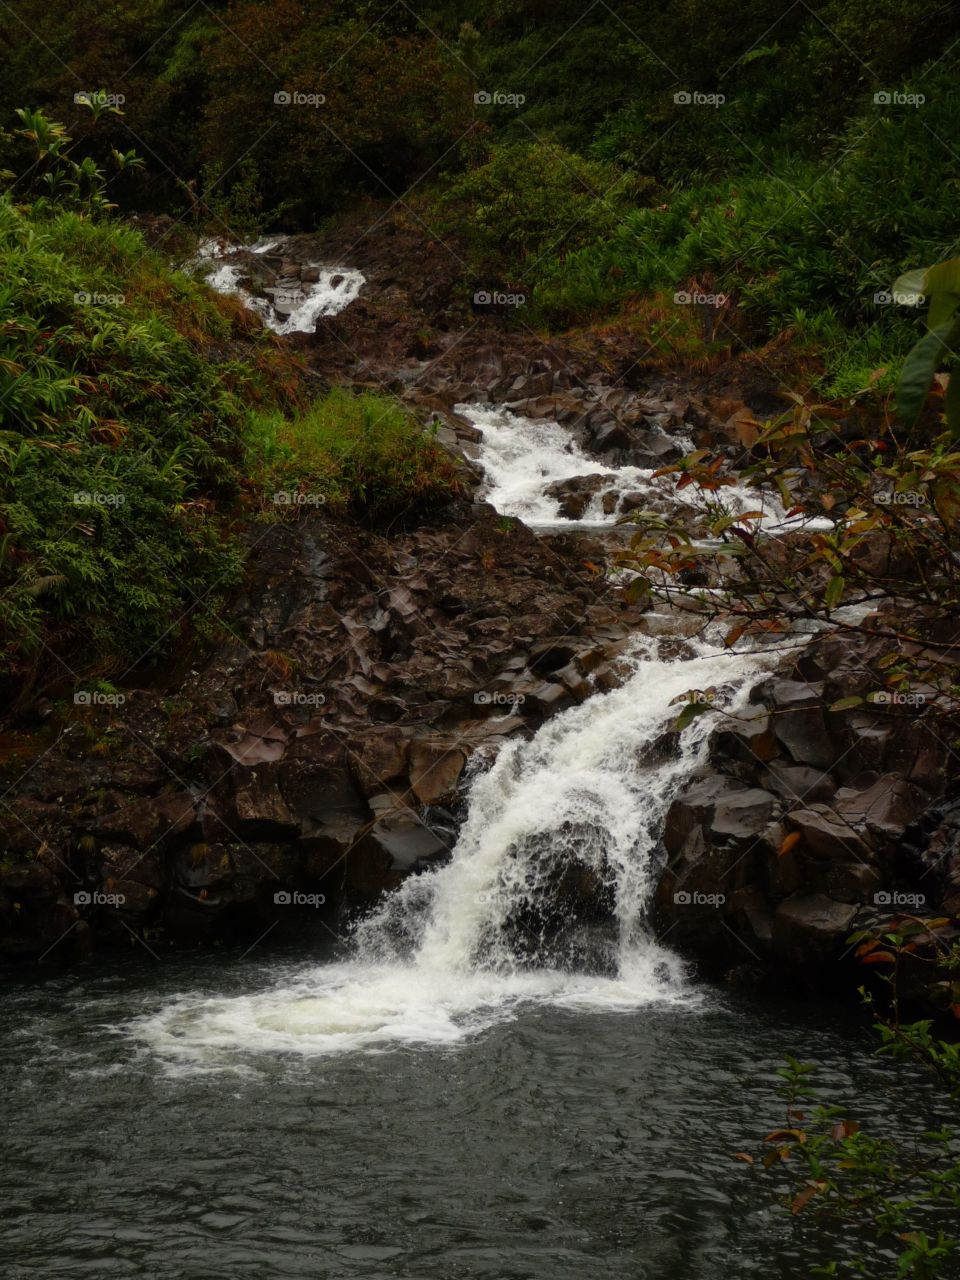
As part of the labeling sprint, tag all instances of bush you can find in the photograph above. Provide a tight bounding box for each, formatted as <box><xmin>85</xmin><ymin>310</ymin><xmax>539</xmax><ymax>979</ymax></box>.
<box><xmin>0</xmin><ymin>118</ymin><xmax>303</xmax><ymax>691</ymax></box>
<box><xmin>244</xmin><ymin>389</ymin><xmax>465</xmax><ymax>522</ymax></box>
<box><xmin>435</xmin><ymin>140</ymin><xmax>649</xmax><ymax>280</ymax></box>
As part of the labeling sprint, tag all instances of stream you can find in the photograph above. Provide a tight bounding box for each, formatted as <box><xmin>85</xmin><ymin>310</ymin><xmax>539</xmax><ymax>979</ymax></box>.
<box><xmin>0</xmin><ymin>249</ymin><xmax>935</xmax><ymax>1279</ymax></box>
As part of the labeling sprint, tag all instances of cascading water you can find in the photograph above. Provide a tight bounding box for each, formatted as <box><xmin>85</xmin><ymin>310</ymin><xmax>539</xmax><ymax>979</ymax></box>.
<box><xmin>130</xmin><ymin>399</ymin><xmax>801</xmax><ymax>1068</ymax></box>
<box><xmin>191</xmin><ymin>237</ymin><xmax>365</xmax><ymax>334</ymax></box>
<box><xmin>460</xmin><ymin>403</ymin><xmax>830</xmax><ymax>532</ymax></box>
<box><xmin>131</xmin><ymin>634</ymin><xmax>773</xmax><ymax>1067</ymax></box>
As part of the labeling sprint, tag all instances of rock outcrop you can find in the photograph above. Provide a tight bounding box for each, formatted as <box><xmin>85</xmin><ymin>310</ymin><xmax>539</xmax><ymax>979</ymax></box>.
<box><xmin>0</xmin><ymin>499</ymin><xmax>649</xmax><ymax>962</ymax></box>
<box><xmin>654</xmin><ymin>630</ymin><xmax>960</xmax><ymax>1002</ymax></box>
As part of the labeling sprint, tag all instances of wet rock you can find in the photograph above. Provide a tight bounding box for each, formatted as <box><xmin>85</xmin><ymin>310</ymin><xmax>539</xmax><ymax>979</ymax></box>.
<box><xmin>665</xmin><ymin>776</ymin><xmax>778</xmax><ymax>855</ymax></box>
<box><xmin>713</xmin><ymin>708</ymin><xmax>778</xmax><ymax>765</ymax></box>
<box><xmin>408</xmin><ymin>740</ymin><xmax>466</xmax><ymax>806</ymax></box>
<box><xmin>544</xmin><ymin>474</ymin><xmax>607</xmax><ymax>520</ymax></box>
<box><xmin>89</xmin><ymin>793</ymin><xmax>196</xmax><ymax>849</ymax></box>
<box><xmin>759</xmin><ymin>678</ymin><xmax>836</xmax><ymax>770</ymax></box>
<box><xmin>785</xmin><ymin>804</ymin><xmax>874</xmax><ymax>861</ymax></box>
<box><xmin>763</xmin><ymin>763</ymin><xmax>836</xmax><ymax>804</ymax></box>
<box><xmin>772</xmin><ymin>893</ymin><xmax>858</xmax><ymax>969</ymax></box>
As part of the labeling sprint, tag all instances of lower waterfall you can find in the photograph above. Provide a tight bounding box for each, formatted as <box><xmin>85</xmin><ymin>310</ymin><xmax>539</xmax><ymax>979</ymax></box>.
<box><xmin>132</xmin><ymin>634</ymin><xmax>772</xmax><ymax>1065</ymax></box>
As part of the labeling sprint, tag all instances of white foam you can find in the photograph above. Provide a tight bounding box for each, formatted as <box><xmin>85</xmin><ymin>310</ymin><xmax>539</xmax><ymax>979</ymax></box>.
<box><xmin>458</xmin><ymin>403</ymin><xmax>831</xmax><ymax>533</ymax></box>
<box><xmin>189</xmin><ymin>237</ymin><xmax>365</xmax><ymax>334</ymax></box>
<box><xmin>131</xmin><ymin>636</ymin><xmax>771</xmax><ymax>1067</ymax></box>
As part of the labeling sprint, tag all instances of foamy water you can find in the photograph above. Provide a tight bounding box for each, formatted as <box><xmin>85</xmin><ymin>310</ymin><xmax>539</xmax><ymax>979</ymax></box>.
<box><xmin>460</xmin><ymin>403</ymin><xmax>830</xmax><ymax>532</ymax></box>
<box><xmin>191</xmin><ymin>237</ymin><xmax>365</xmax><ymax>334</ymax></box>
<box><xmin>130</xmin><ymin>635</ymin><xmax>773</xmax><ymax>1067</ymax></box>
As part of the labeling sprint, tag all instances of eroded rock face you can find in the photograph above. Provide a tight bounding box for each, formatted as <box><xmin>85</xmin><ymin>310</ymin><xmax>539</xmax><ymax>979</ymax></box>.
<box><xmin>0</xmin><ymin>499</ymin><xmax>648</xmax><ymax>961</ymax></box>
<box><xmin>654</xmin><ymin>630</ymin><xmax>957</xmax><ymax>994</ymax></box>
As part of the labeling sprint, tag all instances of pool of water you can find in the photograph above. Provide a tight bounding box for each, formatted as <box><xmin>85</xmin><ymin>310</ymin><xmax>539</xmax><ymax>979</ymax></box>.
<box><xmin>0</xmin><ymin>945</ymin><xmax>935</xmax><ymax>1279</ymax></box>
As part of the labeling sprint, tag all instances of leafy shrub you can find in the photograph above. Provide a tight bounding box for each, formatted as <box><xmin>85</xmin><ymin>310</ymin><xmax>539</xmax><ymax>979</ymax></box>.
<box><xmin>436</xmin><ymin>140</ymin><xmax>647</xmax><ymax>280</ymax></box>
<box><xmin>244</xmin><ymin>389</ymin><xmax>465</xmax><ymax>522</ymax></box>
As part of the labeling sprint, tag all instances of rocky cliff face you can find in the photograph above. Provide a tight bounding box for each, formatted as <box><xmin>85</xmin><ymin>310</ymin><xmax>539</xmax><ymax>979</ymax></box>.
<box><xmin>3</xmin><ymin>212</ymin><xmax>957</xmax><ymax>999</ymax></box>
<box><xmin>654</xmin><ymin>629</ymin><xmax>960</xmax><ymax>1005</ymax></box>
<box><xmin>0</xmin><ymin>498</ymin><xmax>649</xmax><ymax>962</ymax></box>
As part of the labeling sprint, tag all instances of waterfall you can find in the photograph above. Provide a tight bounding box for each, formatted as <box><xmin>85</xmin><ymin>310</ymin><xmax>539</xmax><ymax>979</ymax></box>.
<box><xmin>354</xmin><ymin>635</ymin><xmax>764</xmax><ymax>977</ymax></box>
<box><xmin>131</xmin><ymin>635</ymin><xmax>770</xmax><ymax>1066</ymax></box>
<box><xmin>190</xmin><ymin>237</ymin><xmax>365</xmax><ymax>334</ymax></box>
<box><xmin>459</xmin><ymin>403</ymin><xmax>829</xmax><ymax>532</ymax></box>
<box><xmin>130</xmin><ymin>401</ymin><xmax>781</xmax><ymax>1066</ymax></box>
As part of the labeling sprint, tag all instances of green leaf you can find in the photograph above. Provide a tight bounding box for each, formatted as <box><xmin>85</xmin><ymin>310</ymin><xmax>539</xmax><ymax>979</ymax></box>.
<box><xmin>891</xmin><ymin>268</ymin><xmax>929</xmax><ymax>302</ymax></box>
<box><xmin>920</xmin><ymin>258</ymin><xmax>960</xmax><ymax>297</ymax></box>
<box><xmin>675</xmin><ymin>701</ymin><xmax>711</xmax><ymax>731</ymax></box>
<box><xmin>825</xmin><ymin>575</ymin><xmax>845</xmax><ymax>609</ymax></box>
<box><xmin>829</xmin><ymin>695</ymin><xmax>863</xmax><ymax>711</ymax></box>
<box><xmin>896</xmin><ymin>320</ymin><xmax>959</xmax><ymax>429</ymax></box>
<box><xmin>928</xmin><ymin>292</ymin><xmax>960</xmax><ymax>330</ymax></box>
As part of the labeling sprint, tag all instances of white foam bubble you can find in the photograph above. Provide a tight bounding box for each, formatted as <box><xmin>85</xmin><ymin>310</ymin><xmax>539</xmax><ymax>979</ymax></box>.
<box><xmin>189</xmin><ymin>237</ymin><xmax>365</xmax><ymax>333</ymax></box>
<box><xmin>458</xmin><ymin>402</ymin><xmax>830</xmax><ymax>533</ymax></box>
<box><xmin>131</xmin><ymin>635</ymin><xmax>771</xmax><ymax>1068</ymax></box>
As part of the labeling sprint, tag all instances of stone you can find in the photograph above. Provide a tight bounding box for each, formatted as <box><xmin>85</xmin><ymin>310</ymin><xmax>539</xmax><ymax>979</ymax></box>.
<box><xmin>666</xmin><ymin>775</ymin><xmax>777</xmax><ymax>855</ymax></box>
<box><xmin>763</xmin><ymin>763</ymin><xmax>835</xmax><ymax>804</ymax></box>
<box><xmin>544</xmin><ymin>474</ymin><xmax>607</xmax><ymax>520</ymax></box>
<box><xmin>351</xmin><ymin>730</ymin><xmax>409</xmax><ymax>797</ymax></box>
<box><xmin>765</xmin><ymin>679</ymin><xmax>837</xmax><ymax>770</ymax></box>
<box><xmin>772</xmin><ymin>893</ymin><xmax>858</xmax><ymax>968</ymax></box>
<box><xmin>713</xmin><ymin>708</ymin><xmax>778</xmax><ymax>764</ymax></box>
<box><xmin>91</xmin><ymin>793</ymin><xmax>196</xmax><ymax>850</ymax></box>
<box><xmin>786</xmin><ymin>804</ymin><xmax>873</xmax><ymax>860</ymax></box>
<box><xmin>408</xmin><ymin>740</ymin><xmax>466</xmax><ymax>806</ymax></box>
<box><xmin>833</xmin><ymin>773</ymin><xmax>928</xmax><ymax>850</ymax></box>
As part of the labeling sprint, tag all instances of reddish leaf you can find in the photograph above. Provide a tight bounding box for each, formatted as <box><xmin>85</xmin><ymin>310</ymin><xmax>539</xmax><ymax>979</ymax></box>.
<box><xmin>779</xmin><ymin>831</ymin><xmax>801</xmax><ymax>857</ymax></box>
<box><xmin>792</xmin><ymin>1182</ymin><xmax>826</xmax><ymax>1214</ymax></box>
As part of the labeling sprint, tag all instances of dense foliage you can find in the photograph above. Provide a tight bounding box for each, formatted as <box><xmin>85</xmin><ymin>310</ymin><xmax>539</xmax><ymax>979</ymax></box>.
<box><xmin>1</xmin><ymin>1</ymin><xmax>957</xmax><ymax>389</ymax></box>
<box><xmin>0</xmin><ymin>106</ymin><xmax>460</xmax><ymax>700</ymax></box>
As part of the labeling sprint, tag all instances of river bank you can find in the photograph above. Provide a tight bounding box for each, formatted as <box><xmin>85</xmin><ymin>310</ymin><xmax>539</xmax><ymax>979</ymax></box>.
<box><xmin>1</xmin><ymin>212</ymin><xmax>957</xmax><ymax>1015</ymax></box>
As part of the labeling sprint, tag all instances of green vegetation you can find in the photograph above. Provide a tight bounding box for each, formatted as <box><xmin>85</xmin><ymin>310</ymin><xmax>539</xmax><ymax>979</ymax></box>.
<box><xmin>0</xmin><ymin>105</ymin><xmax>460</xmax><ymax>700</ymax></box>
<box><xmin>0</xmin><ymin>188</ymin><xmax>265</xmax><ymax>688</ymax></box>
<box><xmin>244</xmin><ymin>389</ymin><xmax>464</xmax><ymax>521</ymax></box>
<box><xmin>758</xmin><ymin>929</ymin><xmax>960</xmax><ymax>1278</ymax></box>
<box><xmin>1</xmin><ymin>1</ymin><xmax>956</xmax><ymax>390</ymax></box>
